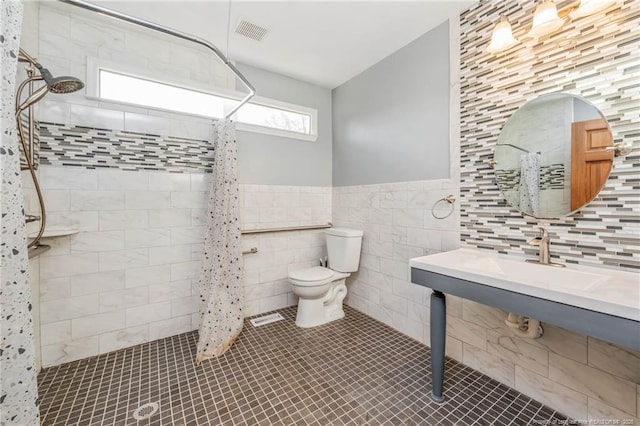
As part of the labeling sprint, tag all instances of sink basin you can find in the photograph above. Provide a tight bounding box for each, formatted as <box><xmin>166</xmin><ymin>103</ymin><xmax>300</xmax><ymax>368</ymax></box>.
<box><xmin>461</xmin><ymin>257</ymin><xmax>609</xmax><ymax>291</ymax></box>
<box><xmin>410</xmin><ymin>248</ymin><xmax>640</xmax><ymax>321</ymax></box>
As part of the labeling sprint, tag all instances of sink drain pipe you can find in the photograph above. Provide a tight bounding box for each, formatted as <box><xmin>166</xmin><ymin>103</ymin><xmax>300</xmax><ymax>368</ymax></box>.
<box><xmin>505</xmin><ymin>313</ymin><xmax>543</xmax><ymax>339</ymax></box>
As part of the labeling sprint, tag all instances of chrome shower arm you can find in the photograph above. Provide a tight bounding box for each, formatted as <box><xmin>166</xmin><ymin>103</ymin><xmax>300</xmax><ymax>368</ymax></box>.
<box><xmin>18</xmin><ymin>48</ymin><xmax>39</xmax><ymax>66</ymax></box>
<box><xmin>56</xmin><ymin>0</ymin><xmax>256</xmax><ymax>119</ymax></box>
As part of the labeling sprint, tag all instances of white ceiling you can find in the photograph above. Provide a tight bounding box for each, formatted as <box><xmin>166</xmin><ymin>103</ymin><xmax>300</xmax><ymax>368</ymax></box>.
<box><xmin>83</xmin><ymin>1</ymin><xmax>475</xmax><ymax>88</ymax></box>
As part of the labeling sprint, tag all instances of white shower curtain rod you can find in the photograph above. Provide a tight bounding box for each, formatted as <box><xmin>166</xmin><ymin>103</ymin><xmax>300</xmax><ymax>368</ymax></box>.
<box><xmin>57</xmin><ymin>0</ymin><xmax>256</xmax><ymax>119</ymax></box>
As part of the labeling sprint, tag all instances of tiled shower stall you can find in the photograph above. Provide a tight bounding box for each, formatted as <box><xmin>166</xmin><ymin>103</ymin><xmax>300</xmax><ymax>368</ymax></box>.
<box><xmin>24</xmin><ymin>2</ymin><xmax>332</xmax><ymax>368</ymax></box>
<box><xmin>34</xmin><ymin>162</ymin><xmax>330</xmax><ymax>366</ymax></box>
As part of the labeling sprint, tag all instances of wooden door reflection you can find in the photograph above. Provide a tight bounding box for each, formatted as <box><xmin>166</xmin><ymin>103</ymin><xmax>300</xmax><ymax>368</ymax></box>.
<box><xmin>570</xmin><ymin>118</ymin><xmax>613</xmax><ymax>211</ymax></box>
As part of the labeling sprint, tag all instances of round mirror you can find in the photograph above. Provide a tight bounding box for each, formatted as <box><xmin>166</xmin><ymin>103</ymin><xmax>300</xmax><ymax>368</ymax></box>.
<box><xmin>494</xmin><ymin>93</ymin><xmax>614</xmax><ymax>218</ymax></box>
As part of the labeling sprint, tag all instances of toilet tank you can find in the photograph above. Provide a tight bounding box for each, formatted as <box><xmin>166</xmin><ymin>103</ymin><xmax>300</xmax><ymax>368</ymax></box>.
<box><xmin>325</xmin><ymin>228</ymin><xmax>364</xmax><ymax>273</ymax></box>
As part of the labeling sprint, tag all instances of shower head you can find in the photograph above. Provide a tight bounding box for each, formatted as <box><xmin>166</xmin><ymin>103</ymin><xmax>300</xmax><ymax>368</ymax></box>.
<box><xmin>49</xmin><ymin>76</ymin><xmax>85</xmax><ymax>94</ymax></box>
<box><xmin>37</xmin><ymin>66</ymin><xmax>84</xmax><ymax>94</ymax></box>
<box><xmin>19</xmin><ymin>49</ymin><xmax>85</xmax><ymax>95</ymax></box>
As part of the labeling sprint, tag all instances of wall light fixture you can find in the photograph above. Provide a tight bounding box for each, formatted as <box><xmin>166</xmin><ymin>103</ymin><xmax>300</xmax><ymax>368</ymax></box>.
<box><xmin>487</xmin><ymin>0</ymin><xmax>618</xmax><ymax>53</ymax></box>
<box><xmin>487</xmin><ymin>15</ymin><xmax>519</xmax><ymax>53</ymax></box>
<box><xmin>527</xmin><ymin>0</ymin><xmax>564</xmax><ymax>38</ymax></box>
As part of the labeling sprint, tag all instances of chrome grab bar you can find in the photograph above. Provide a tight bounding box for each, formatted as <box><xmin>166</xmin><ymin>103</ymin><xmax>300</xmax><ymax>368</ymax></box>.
<box><xmin>57</xmin><ymin>0</ymin><xmax>256</xmax><ymax>119</ymax></box>
<box><xmin>241</xmin><ymin>222</ymin><xmax>332</xmax><ymax>235</ymax></box>
<box><xmin>239</xmin><ymin>223</ymin><xmax>333</xmax><ymax>254</ymax></box>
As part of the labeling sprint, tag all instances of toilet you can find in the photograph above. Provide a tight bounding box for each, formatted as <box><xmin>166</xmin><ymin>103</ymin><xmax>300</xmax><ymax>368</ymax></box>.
<box><xmin>288</xmin><ymin>228</ymin><xmax>363</xmax><ymax>328</ymax></box>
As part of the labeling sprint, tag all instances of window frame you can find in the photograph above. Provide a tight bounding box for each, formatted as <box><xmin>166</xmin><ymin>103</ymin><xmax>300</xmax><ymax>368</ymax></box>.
<box><xmin>86</xmin><ymin>57</ymin><xmax>318</xmax><ymax>142</ymax></box>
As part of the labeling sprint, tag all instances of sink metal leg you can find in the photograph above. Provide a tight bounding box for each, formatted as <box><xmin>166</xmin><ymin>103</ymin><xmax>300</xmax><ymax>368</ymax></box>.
<box><xmin>430</xmin><ymin>290</ymin><xmax>446</xmax><ymax>403</ymax></box>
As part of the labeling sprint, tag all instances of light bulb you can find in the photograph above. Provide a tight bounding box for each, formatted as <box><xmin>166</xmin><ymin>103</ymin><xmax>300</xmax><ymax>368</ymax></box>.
<box><xmin>487</xmin><ymin>16</ymin><xmax>519</xmax><ymax>53</ymax></box>
<box><xmin>571</xmin><ymin>0</ymin><xmax>616</xmax><ymax>18</ymax></box>
<box><xmin>527</xmin><ymin>0</ymin><xmax>565</xmax><ymax>38</ymax></box>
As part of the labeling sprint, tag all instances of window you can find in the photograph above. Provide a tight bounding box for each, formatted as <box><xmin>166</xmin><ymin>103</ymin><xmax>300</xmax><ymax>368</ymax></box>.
<box><xmin>99</xmin><ymin>70</ymin><xmax>229</xmax><ymax>119</ymax></box>
<box><xmin>89</xmin><ymin>60</ymin><xmax>317</xmax><ymax>141</ymax></box>
<box><xmin>236</xmin><ymin>103</ymin><xmax>310</xmax><ymax>135</ymax></box>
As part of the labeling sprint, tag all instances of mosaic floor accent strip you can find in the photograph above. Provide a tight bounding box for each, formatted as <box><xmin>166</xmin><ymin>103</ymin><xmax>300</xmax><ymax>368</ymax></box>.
<box><xmin>38</xmin><ymin>306</ymin><xmax>568</xmax><ymax>425</ymax></box>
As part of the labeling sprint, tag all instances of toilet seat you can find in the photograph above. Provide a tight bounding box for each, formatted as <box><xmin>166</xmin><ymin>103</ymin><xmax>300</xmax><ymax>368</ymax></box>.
<box><xmin>289</xmin><ymin>266</ymin><xmax>335</xmax><ymax>287</ymax></box>
<box><xmin>288</xmin><ymin>266</ymin><xmax>349</xmax><ymax>287</ymax></box>
<box><xmin>290</xmin><ymin>266</ymin><xmax>333</xmax><ymax>281</ymax></box>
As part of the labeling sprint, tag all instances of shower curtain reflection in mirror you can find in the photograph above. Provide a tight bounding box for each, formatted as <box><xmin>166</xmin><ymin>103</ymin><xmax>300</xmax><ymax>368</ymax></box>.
<box><xmin>519</xmin><ymin>152</ymin><xmax>541</xmax><ymax>217</ymax></box>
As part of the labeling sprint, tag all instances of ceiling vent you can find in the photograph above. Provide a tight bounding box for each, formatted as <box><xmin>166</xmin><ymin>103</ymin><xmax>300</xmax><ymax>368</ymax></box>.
<box><xmin>235</xmin><ymin>20</ymin><xmax>268</xmax><ymax>42</ymax></box>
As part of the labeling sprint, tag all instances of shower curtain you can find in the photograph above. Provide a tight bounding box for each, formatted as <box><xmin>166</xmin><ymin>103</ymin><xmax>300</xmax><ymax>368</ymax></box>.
<box><xmin>0</xmin><ymin>1</ymin><xmax>41</xmax><ymax>424</ymax></box>
<box><xmin>195</xmin><ymin>119</ymin><xmax>244</xmax><ymax>364</ymax></box>
<box><xmin>519</xmin><ymin>152</ymin><xmax>541</xmax><ymax>217</ymax></box>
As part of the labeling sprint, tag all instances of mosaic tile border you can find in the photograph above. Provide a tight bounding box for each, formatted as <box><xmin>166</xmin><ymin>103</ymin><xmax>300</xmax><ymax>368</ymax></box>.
<box><xmin>495</xmin><ymin>163</ymin><xmax>565</xmax><ymax>191</ymax></box>
<box><xmin>38</xmin><ymin>122</ymin><xmax>213</xmax><ymax>173</ymax></box>
<box><xmin>459</xmin><ymin>0</ymin><xmax>640</xmax><ymax>270</ymax></box>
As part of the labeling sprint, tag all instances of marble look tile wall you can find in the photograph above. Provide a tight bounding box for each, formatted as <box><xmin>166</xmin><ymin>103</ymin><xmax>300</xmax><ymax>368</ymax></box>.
<box><xmin>36</xmin><ymin>165</ymin><xmax>330</xmax><ymax>367</ymax></box>
<box><xmin>28</xmin><ymin>257</ymin><xmax>41</xmax><ymax>371</ymax></box>
<box><xmin>332</xmin><ymin>179</ymin><xmax>461</xmax><ymax>343</ymax></box>
<box><xmin>37</xmin><ymin>165</ymin><xmax>205</xmax><ymax>366</ymax></box>
<box><xmin>240</xmin><ymin>184</ymin><xmax>331</xmax><ymax>316</ymax></box>
<box><xmin>452</xmin><ymin>300</ymin><xmax>639</xmax><ymax>421</ymax></box>
<box><xmin>35</xmin><ymin>4</ymin><xmax>228</xmax><ymax>140</ymax></box>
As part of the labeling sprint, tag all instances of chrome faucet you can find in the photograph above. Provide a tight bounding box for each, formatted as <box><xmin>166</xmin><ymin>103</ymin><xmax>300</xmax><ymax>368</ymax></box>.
<box><xmin>526</xmin><ymin>227</ymin><xmax>565</xmax><ymax>267</ymax></box>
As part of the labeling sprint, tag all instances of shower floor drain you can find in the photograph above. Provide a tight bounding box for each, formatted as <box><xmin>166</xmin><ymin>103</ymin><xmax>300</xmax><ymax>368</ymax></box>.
<box><xmin>132</xmin><ymin>402</ymin><xmax>159</xmax><ymax>420</ymax></box>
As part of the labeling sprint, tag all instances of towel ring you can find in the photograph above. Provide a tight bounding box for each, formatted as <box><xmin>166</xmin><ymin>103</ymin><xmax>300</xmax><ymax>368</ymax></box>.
<box><xmin>431</xmin><ymin>195</ymin><xmax>456</xmax><ymax>220</ymax></box>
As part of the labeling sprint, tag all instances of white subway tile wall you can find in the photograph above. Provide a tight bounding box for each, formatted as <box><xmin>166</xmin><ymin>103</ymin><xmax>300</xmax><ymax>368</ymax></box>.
<box><xmin>37</xmin><ymin>165</ymin><xmax>331</xmax><ymax>367</ymax></box>
<box><xmin>332</xmin><ymin>178</ymin><xmax>460</xmax><ymax>330</ymax></box>
<box><xmin>35</xmin><ymin>5</ymin><xmax>232</xmax><ymax>140</ymax></box>
<box><xmin>28</xmin><ymin>257</ymin><xmax>41</xmax><ymax>371</ymax></box>
<box><xmin>240</xmin><ymin>185</ymin><xmax>330</xmax><ymax>316</ymax></box>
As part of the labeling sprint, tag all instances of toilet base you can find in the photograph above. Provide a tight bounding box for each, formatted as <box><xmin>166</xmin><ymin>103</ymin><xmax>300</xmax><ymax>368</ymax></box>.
<box><xmin>295</xmin><ymin>303</ymin><xmax>345</xmax><ymax>328</ymax></box>
<box><xmin>294</xmin><ymin>279</ymin><xmax>347</xmax><ymax>328</ymax></box>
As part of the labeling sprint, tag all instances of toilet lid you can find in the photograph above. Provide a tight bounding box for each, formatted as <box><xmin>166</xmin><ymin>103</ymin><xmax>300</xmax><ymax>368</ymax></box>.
<box><xmin>289</xmin><ymin>266</ymin><xmax>333</xmax><ymax>282</ymax></box>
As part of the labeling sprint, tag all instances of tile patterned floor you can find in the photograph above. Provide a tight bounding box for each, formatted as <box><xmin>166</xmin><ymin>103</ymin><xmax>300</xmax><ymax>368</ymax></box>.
<box><xmin>38</xmin><ymin>306</ymin><xmax>568</xmax><ymax>425</ymax></box>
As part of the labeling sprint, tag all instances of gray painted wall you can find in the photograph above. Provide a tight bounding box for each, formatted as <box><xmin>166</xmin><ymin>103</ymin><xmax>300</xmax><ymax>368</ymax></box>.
<box><xmin>332</xmin><ymin>21</ymin><xmax>450</xmax><ymax>186</ymax></box>
<box><xmin>573</xmin><ymin>97</ymin><xmax>601</xmax><ymax>122</ymax></box>
<box><xmin>236</xmin><ymin>64</ymin><xmax>332</xmax><ymax>186</ymax></box>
